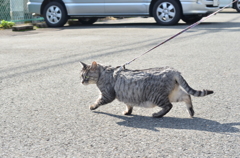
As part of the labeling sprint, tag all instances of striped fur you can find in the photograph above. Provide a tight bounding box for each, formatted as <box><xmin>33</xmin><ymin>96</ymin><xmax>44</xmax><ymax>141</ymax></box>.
<box><xmin>80</xmin><ymin>61</ymin><xmax>213</xmax><ymax>118</ymax></box>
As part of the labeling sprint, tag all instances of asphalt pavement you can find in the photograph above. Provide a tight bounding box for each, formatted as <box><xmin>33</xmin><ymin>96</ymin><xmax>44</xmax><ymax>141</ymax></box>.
<box><xmin>0</xmin><ymin>9</ymin><xmax>239</xmax><ymax>157</ymax></box>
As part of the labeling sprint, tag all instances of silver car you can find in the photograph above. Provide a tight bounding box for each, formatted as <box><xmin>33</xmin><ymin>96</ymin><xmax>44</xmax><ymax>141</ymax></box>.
<box><xmin>28</xmin><ymin>0</ymin><xmax>219</xmax><ymax>27</ymax></box>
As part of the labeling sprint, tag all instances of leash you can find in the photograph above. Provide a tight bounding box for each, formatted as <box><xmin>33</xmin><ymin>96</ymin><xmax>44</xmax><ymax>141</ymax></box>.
<box><xmin>121</xmin><ymin>0</ymin><xmax>238</xmax><ymax>69</ymax></box>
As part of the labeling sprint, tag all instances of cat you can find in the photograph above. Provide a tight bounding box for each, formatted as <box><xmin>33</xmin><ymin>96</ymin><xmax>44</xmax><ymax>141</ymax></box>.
<box><xmin>80</xmin><ymin>61</ymin><xmax>213</xmax><ymax>118</ymax></box>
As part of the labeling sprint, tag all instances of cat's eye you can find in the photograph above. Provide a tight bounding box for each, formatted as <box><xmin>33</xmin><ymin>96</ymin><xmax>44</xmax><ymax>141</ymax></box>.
<box><xmin>81</xmin><ymin>73</ymin><xmax>89</xmax><ymax>79</ymax></box>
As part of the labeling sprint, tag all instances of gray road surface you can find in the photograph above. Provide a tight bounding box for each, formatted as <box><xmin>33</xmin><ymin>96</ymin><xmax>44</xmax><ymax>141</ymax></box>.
<box><xmin>0</xmin><ymin>9</ymin><xmax>240</xmax><ymax>157</ymax></box>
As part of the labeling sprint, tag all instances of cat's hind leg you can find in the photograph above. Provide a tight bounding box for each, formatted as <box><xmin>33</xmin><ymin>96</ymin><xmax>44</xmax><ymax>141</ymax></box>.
<box><xmin>152</xmin><ymin>102</ymin><xmax>173</xmax><ymax>118</ymax></box>
<box><xmin>182</xmin><ymin>94</ymin><xmax>194</xmax><ymax>117</ymax></box>
<box><xmin>123</xmin><ymin>105</ymin><xmax>133</xmax><ymax>115</ymax></box>
<box><xmin>169</xmin><ymin>85</ymin><xmax>194</xmax><ymax>117</ymax></box>
<box><xmin>173</xmin><ymin>88</ymin><xmax>194</xmax><ymax>117</ymax></box>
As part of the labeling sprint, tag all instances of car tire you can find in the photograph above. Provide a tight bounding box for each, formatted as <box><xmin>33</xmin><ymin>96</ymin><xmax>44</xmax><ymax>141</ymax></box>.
<box><xmin>153</xmin><ymin>0</ymin><xmax>181</xmax><ymax>25</ymax></box>
<box><xmin>78</xmin><ymin>18</ymin><xmax>99</xmax><ymax>25</ymax></box>
<box><xmin>234</xmin><ymin>0</ymin><xmax>240</xmax><ymax>12</ymax></box>
<box><xmin>181</xmin><ymin>15</ymin><xmax>202</xmax><ymax>24</ymax></box>
<box><xmin>43</xmin><ymin>2</ymin><xmax>68</xmax><ymax>27</ymax></box>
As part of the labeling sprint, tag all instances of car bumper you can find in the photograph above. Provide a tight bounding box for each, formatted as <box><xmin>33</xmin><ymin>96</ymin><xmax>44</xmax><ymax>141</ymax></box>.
<box><xmin>27</xmin><ymin>1</ymin><xmax>42</xmax><ymax>15</ymax></box>
<box><xmin>181</xmin><ymin>0</ymin><xmax>219</xmax><ymax>15</ymax></box>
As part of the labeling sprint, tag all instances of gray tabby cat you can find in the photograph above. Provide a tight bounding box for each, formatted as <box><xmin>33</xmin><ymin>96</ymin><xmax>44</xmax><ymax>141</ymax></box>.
<box><xmin>80</xmin><ymin>61</ymin><xmax>213</xmax><ymax>118</ymax></box>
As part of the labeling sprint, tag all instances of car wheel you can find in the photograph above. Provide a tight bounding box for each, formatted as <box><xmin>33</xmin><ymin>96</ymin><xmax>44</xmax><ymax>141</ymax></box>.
<box><xmin>153</xmin><ymin>0</ymin><xmax>181</xmax><ymax>25</ymax></box>
<box><xmin>78</xmin><ymin>18</ymin><xmax>98</xmax><ymax>25</ymax></box>
<box><xmin>181</xmin><ymin>15</ymin><xmax>202</xmax><ymax>24</ymax></box>
<box><xmin>234</xmin><ymin>0</ymin><xmax>240</xmax><ymax>12</ymax></box>
<box><xmin>43</xmin><ymin>2</ymin><xmax>68</xmax><ymax>27</ymax></box>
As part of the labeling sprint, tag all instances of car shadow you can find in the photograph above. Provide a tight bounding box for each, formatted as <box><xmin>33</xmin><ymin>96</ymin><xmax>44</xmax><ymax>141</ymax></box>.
<box><xmin>63</xmin><ymin>22</ymin><xmax>199</xmax><ymax>29</ymax></box>
<box><xmin>62</xmin><ymin>20</ymin><xmax>240</xmax><ymax>31</ymax></box>
<box><xmin>93</xmin><ymin>111</ymin><xmax>240</xmax><ymax>133</ymax></box>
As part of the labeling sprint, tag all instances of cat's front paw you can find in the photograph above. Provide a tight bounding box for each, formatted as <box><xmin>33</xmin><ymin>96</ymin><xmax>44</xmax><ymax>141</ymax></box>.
<box><xmin>89</xmin><ymin>105</ymin><xmax>98</xmax><ymax>110</ymax></box>
<box><xmin>123</xmin><ymin>111</ymin><xmax>132</xmax><ymax>115</ymax></box>
<box><xmin>152</xmin><ymin>112</ymin><xmax>164</xmax><ymax>118</ymax></box>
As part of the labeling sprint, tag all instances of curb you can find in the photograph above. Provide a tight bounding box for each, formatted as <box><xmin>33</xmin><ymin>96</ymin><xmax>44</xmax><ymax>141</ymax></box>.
<box><xmin>11</xmin><ymin>22</ymin><xmax>48</xmax><ymax>31</ymax></box>
<box><xmin>12</xmin><ymin>25</ymin><xmax>33</xmax><ymax>31</ymax></box>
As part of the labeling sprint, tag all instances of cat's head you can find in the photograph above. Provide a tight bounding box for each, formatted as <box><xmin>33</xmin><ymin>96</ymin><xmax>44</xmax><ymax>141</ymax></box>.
<box><xmin>80</xmin><ymin>61</ymin><xmax>100</xmax><ymax>85</ymax></box>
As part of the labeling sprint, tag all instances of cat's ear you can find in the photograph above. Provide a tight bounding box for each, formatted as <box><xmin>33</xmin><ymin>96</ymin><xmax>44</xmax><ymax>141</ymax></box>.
<box><xmin>80</xmin><ymin>61</ymin><xmax>87</xmax><ymax>69</ymax></box>
<box><xmin>91</xmin><ymin>61</ymin><xmax>98</xmax><ymax>70</ymax></box>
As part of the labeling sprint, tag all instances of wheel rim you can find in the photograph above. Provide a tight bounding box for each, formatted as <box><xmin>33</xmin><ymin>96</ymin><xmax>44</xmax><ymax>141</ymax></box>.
<box><xmin>237</xmin><ymin>0</ymin><xmax>240</xmax><ymax>10</ymax></box>
<box><xmin>46</xmin><ymin>5</ymin><xmax>62</xmax><ymax>24</ymax></box>
<box><xmin>156</xmin><ymin>2</ymin><xmax>176</xmax><ymax>22</ymax></box>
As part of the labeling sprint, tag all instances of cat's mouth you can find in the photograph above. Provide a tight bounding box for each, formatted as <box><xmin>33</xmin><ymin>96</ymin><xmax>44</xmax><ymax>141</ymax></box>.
<box><xmin>81</xmin><ymin>77</ymin><xmax>90</xmax><ymax>84</ymax></box>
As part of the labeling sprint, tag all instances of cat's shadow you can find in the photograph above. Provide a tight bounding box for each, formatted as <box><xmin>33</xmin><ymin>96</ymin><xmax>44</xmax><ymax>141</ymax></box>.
<box><xmin>93</xmin><ymin>111</ymin><xmax>240</xmax><ymax>133</ymax></box>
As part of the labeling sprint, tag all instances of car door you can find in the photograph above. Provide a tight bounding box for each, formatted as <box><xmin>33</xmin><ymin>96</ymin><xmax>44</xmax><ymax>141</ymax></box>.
<box><xmin>63</xmin><ymin>0</ymin><xmax>105</xmax><ymax>15</ymax></box>
<box><xmin>218</xmin><ymin>0</ymin><xmax>232</xmax><ymax>7</ymax></box>
<box><xmin>104</xmin><ymin>0</ymin><xmax>151</xmax><ymax>15</ymax></box>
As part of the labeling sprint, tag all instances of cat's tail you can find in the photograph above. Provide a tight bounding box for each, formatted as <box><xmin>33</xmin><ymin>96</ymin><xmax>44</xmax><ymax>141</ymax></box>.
<box><xmin>175</xmin><ymin>74</ymin><xmax>214</xmax><ymax>97</ymax></box>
